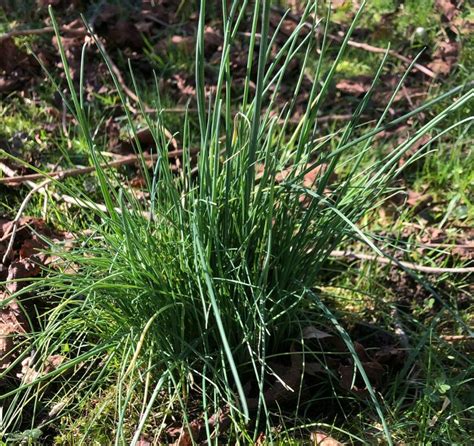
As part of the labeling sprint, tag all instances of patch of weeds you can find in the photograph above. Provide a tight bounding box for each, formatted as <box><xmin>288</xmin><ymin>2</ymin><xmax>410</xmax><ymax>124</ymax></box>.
<box><xmin>143</xmin><ymin>34</ymin><xmax>196</xmax><ymax>79</ymax></box>
<box><xmin>318</xmin><ymin>255</ymin><xmax>473</xmax><ymax>444</ymax></box>
<box><xmin>335</xmin><ymin>57</ymin><xmax>373</xmax><ymax>77</ymax></box>
<box><xmin>395</xmin><ymin>0</ymin><xmax>440</xmax><ymax>39</ymax></box>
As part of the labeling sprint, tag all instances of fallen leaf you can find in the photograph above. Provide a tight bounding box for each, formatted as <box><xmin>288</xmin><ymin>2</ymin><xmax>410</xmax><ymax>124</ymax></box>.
<box><xmin>0</xmin><ymin>38</ymin><xmax>32</xmax><ymax>73</ymax></box>
<box><xmin>17</xmin><ymin>354</ymin><xmax>65</xmax><ymax>384</ymax></box>
<box><xmin>311</xmin><ymin>431</ymin><xmax>343</xmax><ymax>446</ymax></box>
<box><xmin>435</xmin><ymin>0</ymin><xmax>458</xmax><ymax>21</ymax></box>
<box><xmin>6</xmin><ymin>258</ymin><xmax>42</xmax><ymax>294</ymax></box>
<box><xmin>172</xmin><ymin>73</ymin><xmax>196</xmax><ymax>97</ymax></box>
<box><xmin>171</xmin><ymin>420</ymin><xmax>202</xmax><ymax>446</ymax></box>
<box><xmin>332</xmin><ymin>0</ymin><xmax>349</xmax><ymax>8</ymax></box>
<box><xmin>336</xmin><ymin>78</ymin><xmax>368</xmax><ymax>96</ymax></box>
<box><xmin>406</xmin><ymin>190</ymin><xmax>433</xmax><ymax>214</ymax></box>
<box><xmin>0</xmin><ymin>77</ymin><xmax>21</xmax><ymax>94</ymax></box>
<box><xmin>0</xmin><ymin>291</ymin><xmax>29</xmax><ymax>370</ymax></box>
<box><xmin>303</xmin><ymin>326</ymin><xmax>333</xmax><ymax>340</ymax></box>
<box><xmin>204</xmin><ymin>26</ymin><xmax>222</xmax><ymax>55</ymax></box>
<box><xmin>428</xmin><ymin>40</ymin><xmax>459</xmax><ymax>76</ymax></box>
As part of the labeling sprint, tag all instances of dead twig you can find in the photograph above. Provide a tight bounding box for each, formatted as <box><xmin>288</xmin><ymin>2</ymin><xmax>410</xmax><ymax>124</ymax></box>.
<box><xmin>88</xmin><ymin>33</ymin><xmax>178</xmax><ymax>149</ymax></box>
<box><xmin>440</xmin><ymin>335</ymin><xmax>472</xmax><ymax>343</ymax></box>
<box><xmin>0</xmin><ymin>26</ymin><xmax>86</xmax><ymax>42</ymax></box>
<box><xmin>2</xmin><ymin>178</ymin><xmax>53</xmax><ymax>263</ymax></box>
<box><xmin>330</xmin><ymin>250</ymin><xmax>474</xmax><ymax>274</ymax></box>
<box><xmin>390</xmin><ymin>307</ymin><xmax>410</xmax><ymax>349</ymax></box>
<box><xmin>0</xmin><ymin>162</ymin><xmax>151</xmax><ymax>222</ymax></box>
<box><xmin>0</xmin><ymin>149</ymin><xmax>194</xmax><ymax>186</ymax></box>
<box><xmin>328</xmin><ymin>34</ymin><xmax>436</xmax><ymax>79</ymax></box>
<box><xmin>0</xmin><ymin>24</ymin><xmax>178</xmax><ymax>148</ymax></box>
<box><xmin>272</xmin><ymin>6</ymin><xmax>436</xmax><ymax>79</ymax></box>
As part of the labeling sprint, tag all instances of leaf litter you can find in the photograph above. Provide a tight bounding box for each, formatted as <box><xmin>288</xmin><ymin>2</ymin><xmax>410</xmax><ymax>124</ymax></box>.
<box><xmin>1</xmin><ymin>216</ymin><xmax>70</xmax><ymax>373</ymax></box>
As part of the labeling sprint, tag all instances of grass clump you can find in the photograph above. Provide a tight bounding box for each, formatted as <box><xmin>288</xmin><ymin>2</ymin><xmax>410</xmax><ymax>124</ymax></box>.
<box><xmin>1</xmin><ymin>1</ymin><xmax>472</xmax><ymax>444</ymax></box>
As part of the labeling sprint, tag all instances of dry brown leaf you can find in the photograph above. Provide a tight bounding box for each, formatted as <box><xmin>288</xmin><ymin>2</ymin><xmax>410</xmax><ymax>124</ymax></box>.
<box><xmin>336</xmin><ymin>79</ymin><xmax>368</xmax><ymax>96</ymax></box>
<box><xmin>406</xmin><ymin>190</ymin><xmax>433</xmax><ymax>214</ymax></box>
<box><xmin>428</xmin><ymin>40</ymin><xmax>459</xmax><ymax>76</ymax></box>
<box><xmin>204</xmin><ymin>26</ymin><xmax>222</xmax><ymax>55</ymax></box>
<box><xmin>0</xmin><ymin>77</ymin><xmax>20</xmax><ymax>94</ymax></box>
<box><xmin>311</xmin><ymin>431</ymin><xmax>343</xmax><ymax>446</ymax></box>
<box><xmin>435</xmin><ymin>0</ymin><xmax>458</xmax><ymax>21</ymax></box>
<box><xmin>171</xmin><ymin>420</ymin><xmax>202</xmax><ymax>446</ymax></box>
<box><xmin>0</xmin><ymin>291</ymin><xmax>29</xmax><ymax>370</ymax></box>
<box><xmin>0</xmin><ymin>38</ymin><xmax>32</xmax><ymax>73</ymax></box>
<box><xmin>6</xmin><ymin>258</ymin><xmax>42</xmax><ymax>294</ymax></box>
<box><xmin>303</xmin><ymin>326</ymin><xmax>333</xmax><ymax>340</ymax></box>
<box><xmin>18</xmin><ymin>354</ymin><xmax>65</xmax><ymax>383</ymax></box>
<box><xmin>332</xmin><ymin>0</ymin><xmax>349</xmax><ymax>8</ymax></box>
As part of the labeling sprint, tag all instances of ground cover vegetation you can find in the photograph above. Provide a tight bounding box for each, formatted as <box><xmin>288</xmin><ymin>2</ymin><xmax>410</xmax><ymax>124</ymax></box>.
<box><xmin>0</xmin><ymin>0</ymin><xmax>473</xmax><ymax>444</ymax></box>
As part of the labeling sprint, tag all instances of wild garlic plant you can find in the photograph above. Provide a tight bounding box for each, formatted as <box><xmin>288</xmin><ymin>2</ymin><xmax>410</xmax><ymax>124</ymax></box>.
<box><xmin>1</xmin><ymin>0</ymin><xmax>472</xmax><ymax>443</ymax></box>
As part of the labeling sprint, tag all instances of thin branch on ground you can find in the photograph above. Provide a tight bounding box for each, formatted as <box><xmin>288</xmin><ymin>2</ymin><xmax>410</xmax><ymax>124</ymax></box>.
<box><xmin>285</xmin><ymin>114</ymin><xmax>374</xmax><ymax>125</ymax></box>
<box><xmin>0</xmin><ymin>162</ymin><xmax>151</xmax><ymax>223</ymax></box>
<box><xmin>0</xmin><ymin>25</ymin><xmax>86</xmax><ymax>42</ymax></box>
<box><xmin>390</xmin><ymin>307</ymin><xmax>410</xmax><ymax>349</ymax></box>
<box><xmin>272</xmin><ymin>6</ymin><xmax>436</xmax><ymax>79</ymax></box>
<box><xmin>328</xmin><ymin>33</ymin><xmax>436</xmax><ymax>79</ymax></box>
<box><xmin>330</xmin><ymin>249</ymin><xmax>474</xmax><ymax>274</ymax></box>
<box><xmin>0</xmin><ymin>23</ymin><xmax>178</xmax><ymax>148</ymax></box>
<box><xmin>91</xmin><ymin>35</ymin><xmax>178</xmax><ymax>149</ymax></box>
<box><xmin>0</xmin><ymin>149</ymin><xmax>192</xmax><ymax>185</ymax></box>
<box><xmin>1</xmin><ymin>178</ymin><xmax>53</xmax><ymax>263</ymax></box>
<box><xmin>440</xmin><ymin>334</ymin><xmax>473</xmax><ymax>342</ymax></box>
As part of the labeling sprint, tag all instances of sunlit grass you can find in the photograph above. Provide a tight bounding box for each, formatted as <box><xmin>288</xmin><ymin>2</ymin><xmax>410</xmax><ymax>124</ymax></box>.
<box><xmin>0</xmin><ymin>1</ymin><xmax>472</xmax><ymax>444</ymax></box>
